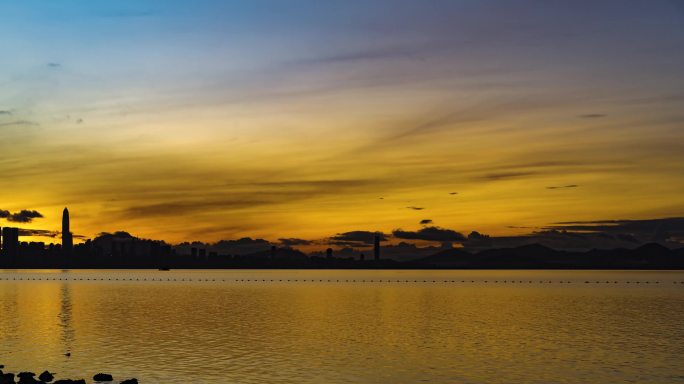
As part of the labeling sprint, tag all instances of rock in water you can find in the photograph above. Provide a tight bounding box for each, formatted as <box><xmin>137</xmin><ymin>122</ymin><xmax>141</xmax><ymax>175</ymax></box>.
<box><xmin>39</xmin><ymin>371</ymin><xmax>55</xmax><ymax>382</ymax></box>
<box><xmin>17</xmin><ymin>372</ymin><xmax>38</xmax><ymax>384</ymax></box>
<box><xmin>93</xmin><ymin>373</ymin><xmax>114</xmax><ymax>381</ymax></box>
<box><xmin>119</xmin><ymin>379</ymin><xmax>138</xmax><ymax>384</ymax></box>
<box><xmin>1</xmin><ymin>373</ymin><xmax>15</xmax><ymax>384</ymax></box>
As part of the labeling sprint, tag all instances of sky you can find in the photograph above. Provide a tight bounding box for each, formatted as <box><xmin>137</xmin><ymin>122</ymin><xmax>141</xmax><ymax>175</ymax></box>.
<box><xmin>1</xmin><ymin>0</ymin><xmax>683</xmax><ymax>250</ymax></box>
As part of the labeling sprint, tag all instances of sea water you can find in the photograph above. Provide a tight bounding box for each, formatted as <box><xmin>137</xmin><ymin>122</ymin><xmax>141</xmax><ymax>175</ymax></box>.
<box><xmin>1</xmin><ymin>269</ymin><xmax>683</xmax><ymax>383</ymax></box>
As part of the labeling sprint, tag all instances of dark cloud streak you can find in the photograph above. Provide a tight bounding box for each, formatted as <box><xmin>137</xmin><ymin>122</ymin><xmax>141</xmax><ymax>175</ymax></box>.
<box><xmin>17</xmin><ymin>228</ymin><xmax>59</xmax><ymax>238</ymax></box>
<box><xmin>484</xmin><ymin>171</ymin><xmax>537</xmax><ymax>181</ymax></box>
<box><xmin>279</xmin><ymin>238</ymin><xmax>312</xmax><ymax>246</ymax></box>
<box><xmin>579</xmin><ymin>114</ymin><xmax>606</xmax><ymax>118</ymax></box>
<box><xmin>546</xmin><ymin>184</ymin><xmax>579</xmax><ymax>190</ymax></box>
<box><xmin>393</xmin><ymin>226</ymin><xmax>466</xmax><ymax>242</ymax></box>
<box><xmin>0</xmin><ymin>209</ymin><xmax>44</xmax><ymax>223</ymax></box>
<box><xmin>0</xmin><ymin>120</ymin><xmax>38</xmax><ymax>128</ymax></box>
<box><xmin>330</xmin><ymin>231</ymin><xmax>387</xmax><ymax>247</ymax></box>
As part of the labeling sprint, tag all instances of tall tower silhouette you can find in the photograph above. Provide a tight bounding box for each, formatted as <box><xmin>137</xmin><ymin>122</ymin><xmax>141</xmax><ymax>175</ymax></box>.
<box><xmin>62</xmin><ymin>207</ymin><xmax>73</xmax><ymax>255</ymax></box>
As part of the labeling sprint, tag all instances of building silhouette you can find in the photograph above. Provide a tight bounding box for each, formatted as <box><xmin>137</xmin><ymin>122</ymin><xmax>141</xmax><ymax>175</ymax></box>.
<box><xmin>62</xmin><ymin>207</ymin><xmax>73</xmax><ymax>256</ymax></box>
<box><xmin>373</xmin><ymin>235</ymin><xmax>380</xmax><ymax>261</ymax></box>
<box><xmin>326</xmin><ymin>248</ymin><xmax>333</xmax><ymax>259</ymax></box>
<box><xmin>1</xmin><ymin>226</ymin><xmax>20</xmax><ymax>262</ymax></box>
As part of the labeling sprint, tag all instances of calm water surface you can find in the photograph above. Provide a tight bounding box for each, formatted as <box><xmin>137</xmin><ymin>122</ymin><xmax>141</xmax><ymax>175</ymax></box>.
<box><xmin>1</xmin><ymin>269</ymin><xmax>684</xmax><ymax>383</ymax></box>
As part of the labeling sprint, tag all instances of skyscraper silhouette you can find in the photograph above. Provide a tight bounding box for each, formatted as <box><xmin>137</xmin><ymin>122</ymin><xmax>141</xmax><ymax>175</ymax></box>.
<box><xmin>62</xmin><ymin>207</ymin><xmax>73</xmax><ymax>255</ymax></box>
<box><xmin>1</xmin><ymin>226</ymin><xmax>20</xmax><ymax>262</ymax></box>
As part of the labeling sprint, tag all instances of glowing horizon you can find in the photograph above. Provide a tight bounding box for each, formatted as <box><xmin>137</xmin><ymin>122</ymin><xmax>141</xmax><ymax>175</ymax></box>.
<box><xmin>1</xmin><ymin>1</ymin><xmax>683</xmax><ymax>247</ymax></box>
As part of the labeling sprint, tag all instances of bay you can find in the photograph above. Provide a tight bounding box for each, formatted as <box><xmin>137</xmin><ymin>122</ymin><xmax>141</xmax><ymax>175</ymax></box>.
<box><xmin>1</xmin><ymin>269</ymin><xmax>683</xmax><ymax>383</ymax></box>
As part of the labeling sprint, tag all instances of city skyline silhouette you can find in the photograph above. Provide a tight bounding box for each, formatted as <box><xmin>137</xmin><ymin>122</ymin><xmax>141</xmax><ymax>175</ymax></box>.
<box><xmin>1</xmin><ymin>207</ymin><xmax>683</xmax><ymax>269</ymax></box>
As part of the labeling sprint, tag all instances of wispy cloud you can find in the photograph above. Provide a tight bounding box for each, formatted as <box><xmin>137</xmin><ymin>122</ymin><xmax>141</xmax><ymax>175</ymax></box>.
<box><xmin>484</xmin><ymin>172</ymin><xmax>537</xmax><ymax>181</ymax></box>
<box><xmin>546</xmin><ymin>218</ymin><xmax>684</xmax><ymax>243</ymax></box>
<box><xmin>1</xmin><ymin>0</ymin><xmax>683</xmax><ymax>244</ymax></box>
<box><xmin>0</xmin><ymin>120</ymin><xmax>38</xmax><ymax>128</ymax></box>
<box><xmin>579</xmin><ymin>114</ymin><xmax>606</xmax><ymax>118</ymax></box>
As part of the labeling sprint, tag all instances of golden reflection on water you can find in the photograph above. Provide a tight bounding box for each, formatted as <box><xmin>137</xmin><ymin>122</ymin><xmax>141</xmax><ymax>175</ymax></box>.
<box><xmin>1</xmin><ymin>270</ymin><xmax>684</xmax><ymax>383</ymax></box>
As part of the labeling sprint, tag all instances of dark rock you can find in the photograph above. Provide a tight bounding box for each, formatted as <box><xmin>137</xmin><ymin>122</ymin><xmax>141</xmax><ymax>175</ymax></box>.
<box><xmin>73</xmin><ymin>380</ymin><xmax>86</xmax><ymax>384</ymax></box>
<box><xmin>39</xmin><ymin>371</ymin><xmax>55</xmax><ymax>382</ymax></box>
<box><xmin>1</xmin><ymin>372</ymin><xmax>15</xmax><ymax>384</ymax></box>
<box><xmin>93</xmin><ymin>373</ymin><xmax>114</xmax><ymax>381</ymax></box>
<box><xmin>18</xmin><ymin>375</ymin><xmax>39</xmax><ymax>383</ymax></box>
<box><xmin>53</xmin><ymin>380</ymin><xmax>74</xmax><ymax>384</ymax></box>
<box><xmin>18</xmin><ymin>371</ymin><xmax>39</xmax><ymax>384</ymax></box>
<box><xmin>119</xmin><ymin>379</ymin><xmax>138</xmax><ymax>384</ymax></box>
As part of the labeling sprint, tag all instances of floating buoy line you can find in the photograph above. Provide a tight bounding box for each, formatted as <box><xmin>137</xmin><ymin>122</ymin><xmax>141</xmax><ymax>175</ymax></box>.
<box><xmin>0</xmin><ymin>276</ymin><xmax>682</xmax><ymax>284</ymax></box>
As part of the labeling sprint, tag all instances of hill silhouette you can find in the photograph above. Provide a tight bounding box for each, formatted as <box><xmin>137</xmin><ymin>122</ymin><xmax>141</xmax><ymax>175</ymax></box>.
<box><xmin>412</xmin><ymin>243</ymin><xmax>684</xmax><ymax>269</ymax></box>
<box><xmin>2</xmin><ymin>242</ymin><xmax>681</xmax><ymax>269</ymax></box>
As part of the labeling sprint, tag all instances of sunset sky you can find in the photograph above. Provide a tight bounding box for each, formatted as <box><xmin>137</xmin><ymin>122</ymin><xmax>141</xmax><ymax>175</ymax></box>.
<box><xmin>1</xmin><ymin>0</ymin><xmax>683</xmax><ymax>247</ymax></box>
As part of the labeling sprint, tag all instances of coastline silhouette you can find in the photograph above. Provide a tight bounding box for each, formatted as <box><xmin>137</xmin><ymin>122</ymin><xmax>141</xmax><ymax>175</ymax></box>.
<box><xmin>1</xmin><ymin>208</ymin><xmax>683</xmax><ymax>270</ymax></box>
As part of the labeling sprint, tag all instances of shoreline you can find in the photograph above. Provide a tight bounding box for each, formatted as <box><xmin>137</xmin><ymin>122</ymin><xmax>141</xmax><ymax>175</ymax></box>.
<box><xmin>0</xmin><ymin>368</ymin><xmax>137</xmax><ymax>384</ymax></box>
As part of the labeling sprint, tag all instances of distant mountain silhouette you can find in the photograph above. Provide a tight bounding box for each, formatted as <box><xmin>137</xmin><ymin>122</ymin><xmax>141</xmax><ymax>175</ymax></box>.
<box><xmin>412</xmin><ymin>243</ymin><xmax>684</xmax><ymax>269</ymax></box>
<box><xmin>1</xmin><ymin>228</ymin><xmax>683</xmax><ymax>270</ymax></box>
<box><xmin>411</xmin><ymin>248</ymin><xmax>473</xmax><ymax>267</ymax></box>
